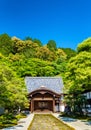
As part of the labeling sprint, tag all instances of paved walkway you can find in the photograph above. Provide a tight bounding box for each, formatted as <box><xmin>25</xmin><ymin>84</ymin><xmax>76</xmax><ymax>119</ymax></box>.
<box><xmin>28</xmin><ymin>114</ymin><xmax>73</xmax><ymax>130</ymax></box>
<box><xmin>2</xmin><ymin>114</ymin><xmax>34</xmax><ymax>130</ymax></box>
<box><xmin>53</xmin><ymin>113</ymin><xmax>91</xmax><ymax>130</ymax></box>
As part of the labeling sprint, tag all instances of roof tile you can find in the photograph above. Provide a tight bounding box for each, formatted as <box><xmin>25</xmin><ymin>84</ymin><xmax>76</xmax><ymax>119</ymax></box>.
<box><xmin>25</xmin><ymin>77</ymin><xmax>64</xmax><ymax>94</ymax></box>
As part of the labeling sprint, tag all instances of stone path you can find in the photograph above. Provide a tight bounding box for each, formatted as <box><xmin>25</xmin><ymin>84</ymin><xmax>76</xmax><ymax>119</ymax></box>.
<box><xmin>28</xmin><ymin>114</ymin><xmax>74</xmax><ymax>130</ymax></box>
<box><xmin>53</xmin><ymin>113</ymin><xmax>91</xmax><ymax>130</ymax></box>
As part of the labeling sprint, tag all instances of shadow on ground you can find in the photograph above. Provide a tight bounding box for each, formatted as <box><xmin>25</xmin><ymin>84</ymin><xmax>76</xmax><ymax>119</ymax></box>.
<box><xmin>58</xmin><ymin>116</ymin><xmax>77</xmax><ymax>122</ymax></box>
<box><xmin>85</xmin><ymin>121</ymin><xmax>91</xmax><ymax>126</ymax></box>
<box><xmin>2</xmin><ymin>124</ymin><xmax>24</xmax><ymax>130</ymax></box>
<box><xmin>59</xmin><ymin>116</ymin><xmax>91</xmax><ymax>126</ymax></box>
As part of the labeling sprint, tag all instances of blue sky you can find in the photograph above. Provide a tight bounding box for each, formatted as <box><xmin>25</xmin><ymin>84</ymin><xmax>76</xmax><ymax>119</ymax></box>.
<box><xmin>0</xmin><ymin>0</ymin><xmax>91</xmax><ymax>50</ymax></box>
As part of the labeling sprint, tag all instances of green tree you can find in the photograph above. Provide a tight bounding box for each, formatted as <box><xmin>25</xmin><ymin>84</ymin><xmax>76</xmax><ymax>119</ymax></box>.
<box><xmin>33</xmin><ymin>38</ymin><xmax>42</xmax><ymax>46</ymax></box>
<box><xmin>47</xmin><ymin>40</ymin><xmax>57</xmax><ymax>51</ymax></box>
<box><xmin>0</xmin><ymin>55</ymin><xmax>28</xmax><ymax>112</ymax></box>
<box><xmin>77</xmin><ymin>37</ymin><xmax>91</xmax><ymax>53</ymax></box>
<box><xmin>11</xmin><ymin>38</ymin><xmax>39</xmax><ymax>58</ymax></box>
<box><xmin>24</xmin><ymin>36</ymin><xmax>33</xmax><ymax>41</ymax></box>
<box><xmin>64</xmin><ymin>93</ymin><xmax>87</xmax><ymax>115</ymax></box>
<box><xmin>63</xmin><ymin>38</ymin><xmax>91</xmax><ymax>114</ymax></box>
<box><xmin>64</xmin><ymin>51</ymin><xmax>91</xmax><ymax>93</ymax></box>
<box><xmin>9</xmin><ymin>57</ymin><xmax>63</xmax><ymax>77</ymax></box>
<box><xmin>0</xmin><ymin>33</ymin><xmax>13</xmax><ymax>55</ymax></box>
<box><xmin>36</xmin><ymin>46</ymin><xmax>56</xmax><ymax>61</ymax></box>
<box><xmin>56</xmin><ymin>48</ymin><xmax>67</xmax><ymax>64</ymax></box>
<box><xmin>61</xmin><ymin>48</ymin><xmax>76</xmax><ymax>60</ymax></box>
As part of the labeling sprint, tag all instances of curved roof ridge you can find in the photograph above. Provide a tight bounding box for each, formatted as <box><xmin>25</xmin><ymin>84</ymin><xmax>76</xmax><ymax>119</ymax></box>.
<box><xmin>26</xmin><ymin>76</ymin><xmax>62</xmax><ymax>79</ymax></box>
<box><xmin>29</xmin><ymin>87</ymin><xmax>61</xmax><ymax>96</ymax></box>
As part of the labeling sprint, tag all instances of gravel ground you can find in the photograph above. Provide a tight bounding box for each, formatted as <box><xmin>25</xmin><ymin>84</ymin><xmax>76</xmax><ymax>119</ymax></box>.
<box><xmin>53</xmin><ymin>113</ymin><xmax>91</xmax><ymax>130</ymax></box>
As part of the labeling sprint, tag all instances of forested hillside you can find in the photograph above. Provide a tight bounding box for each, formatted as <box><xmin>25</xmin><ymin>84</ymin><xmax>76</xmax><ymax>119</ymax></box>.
<box><xmin>0</xmin><ymin>33</ymin><xmax>76</xmax><ymax>112</ymax></box>
<box><xmin>1</xmin><ymin>33</ymin><xmax>91</xmax><ymax>113</ymax></box>
<box><xmin>0</xmin><ymin>33</ymin><xmax>76</xmax><ymax>77</ymax></box>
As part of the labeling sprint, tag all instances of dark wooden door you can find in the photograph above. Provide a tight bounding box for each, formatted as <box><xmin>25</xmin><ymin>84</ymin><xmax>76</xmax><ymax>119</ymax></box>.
<box><xmin>34</xmin><ymin>101</ymin><xmax>53</xmax><ymax>111</ymax></box>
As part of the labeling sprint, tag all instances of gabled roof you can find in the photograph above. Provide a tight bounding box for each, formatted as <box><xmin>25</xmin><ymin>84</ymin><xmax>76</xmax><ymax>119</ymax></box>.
<box><xmin>25</xmin><ymin>77</ymin><xmax>64</xmax><ymax>94</ymax></box>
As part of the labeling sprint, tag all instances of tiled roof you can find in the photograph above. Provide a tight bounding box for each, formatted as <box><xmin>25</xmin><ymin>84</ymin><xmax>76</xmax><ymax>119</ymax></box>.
<box><xmin>25</xmin><ymin>77</ymin><xmax>64</xmax><ymax>94</ymax></box>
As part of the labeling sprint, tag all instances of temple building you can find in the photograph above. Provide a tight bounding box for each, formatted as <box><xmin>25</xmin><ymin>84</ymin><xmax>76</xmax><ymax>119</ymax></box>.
<box><xmin>25</xmin><ymin>77</ymin><xmax>64</xmax><ymax>112</ymax></box>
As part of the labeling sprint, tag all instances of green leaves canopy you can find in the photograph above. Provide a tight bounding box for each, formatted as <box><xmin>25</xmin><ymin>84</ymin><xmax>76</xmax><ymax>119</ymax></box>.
<box><xmin>0</xmin><ymin>34</ymin><xmax>13</xmax><ymax>55</ymax></box>
<box><xmin>65</xmin><ymin>51</ymin><xmax>91</xmax><ymax>93</ymax></box>
<box><xmin>0</xmin><ymin>55</ymin><xmax>28</xmax><ymax>111</ymax></box>
<box><xmin>47</xmin><ymin>40</ymin><xmax>57</xmax><ymax>51</ymax></box>
<box><xmin>77</xmin><ymin>37</ymin><xmax>91</xmax><ymax>53</ymax></box>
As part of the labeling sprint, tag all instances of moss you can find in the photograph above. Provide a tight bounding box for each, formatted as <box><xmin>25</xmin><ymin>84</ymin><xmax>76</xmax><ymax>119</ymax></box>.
<box><xmin>28</xmin><ymin>114</ymin><xmax>75</xmax><ymax>130</ymax></box>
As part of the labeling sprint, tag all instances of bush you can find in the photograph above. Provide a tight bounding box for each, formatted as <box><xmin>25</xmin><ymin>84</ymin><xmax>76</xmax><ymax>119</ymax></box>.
<box><xmin>15</xmin><ymin>113</ymin><xmax>26</xmax><ymax>120</ymax></box>
<box><xmin>0</xmin><ymin>113</ymin><xmax>17</xmax><ymax>128</ymax></box>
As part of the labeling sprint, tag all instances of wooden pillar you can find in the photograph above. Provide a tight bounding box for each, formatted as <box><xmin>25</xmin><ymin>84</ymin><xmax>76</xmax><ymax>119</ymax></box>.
<box><xmin>32</xmin><ymin>100</ymin><xmax>34</xmax><ymax>112</ymax></box>
<box><xmin>58</xmin><ymin>100</ymin><xmax>60</xmax><ymax>112</ymax></box>
<box><xmin>31</xmin><ymin>99</ymin><xmax>34</xmax><ymax>112</ymax></box>
<box><xmin>31</xmin><ymin>100</ymin><xmax>33</xmax><ymax>112</ymax></box>
<box><xmin>29</xmin><ymin>101</ymin><xmax>31</xmax><ymax>111</ymax></box>
<box><xmin>53</xmin><ymin>98</ymin><xmax>55</xmax><ymax>112</ymax></box>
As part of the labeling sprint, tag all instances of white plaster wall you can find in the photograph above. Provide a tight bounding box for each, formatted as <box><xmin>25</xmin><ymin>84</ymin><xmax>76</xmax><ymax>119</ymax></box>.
<box><xmin>60</xmin><ymin>105</ymin><xmax>65</xmax><ymax>112</ymax></box>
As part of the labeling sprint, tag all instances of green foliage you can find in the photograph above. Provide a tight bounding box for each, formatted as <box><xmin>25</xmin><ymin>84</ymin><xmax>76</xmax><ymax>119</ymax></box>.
<box><xmin>61</xmin><ymin>48</ymin><xmax>76</xmax><ymax>59</ymax></box>
<box><xmin>77</xmin><ymin>37</ymin><xmax>91</xmax><ymax>53</ymax></box>
<box><xmin>33</xmin><ymin>38</ymin><xmax>42</xmax><ymax>46</ymax></box>
<box><xmin>65</xmin><ymin>52</ymin><xmax>91</xmax><ymax>92</ymax></box>
<box><xmin>9</xmin><ymin>57</ymin><xmax>63</xmax><ymax>77</ymax></box>
<box><xmin>35</xmin><ymin>46</ymin><xmax>56</xmax><ymax>61</ymax></box>
<box><xmin>47</xmin><ymin>40</ymin><xmax>57</xmax><ymax>51</ymax></box>
<box><xmin>0</xmin><ymin>113</ymin><xmax>17</xmax><ymax>129</ymax></box>
<box><xmin>12</xmin><ymin>38</ymin><xmax>39</xmax><ymax>58</ymax></box>
<box><xmin>24</xmin><ymin>37</ymin><xmax>42</xmax><ymax>46</ymax></box>
<box><xmin>0</xmin><ymin>113</ymin><xmax>27</xmax><ymax>129</ymax></box>
<box><xmin>64</xmin><ymin>94</ymin><xmax>87</xmax><ymax>115</ymax></box>
<box><xmin>56</xmin><ymin>48</ymin><xmax>67</xmax><ymax>63</ymax></box>
<box><xmin>0</xmin><ymin>55</ymin><xmax>28</xmax><ymax>111</ymax></box>
<box><xmin>0</xmin><ymin>34</ymin><xmax>13</xmax><ymax>55</ymax></box>
<box><xmin>24</xmin><ymin>36</ymin><xmax>33</xmax><ymax>41</ymax></box>
<box><xmin>64</xmin><ymin>38</ymin><xmax>91</xmax><ymax>114</ymax></box>
<box><xmin>0</xmin><ymin>33</ymin><xmax>67</xmax><ymax>62</ymax></box>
